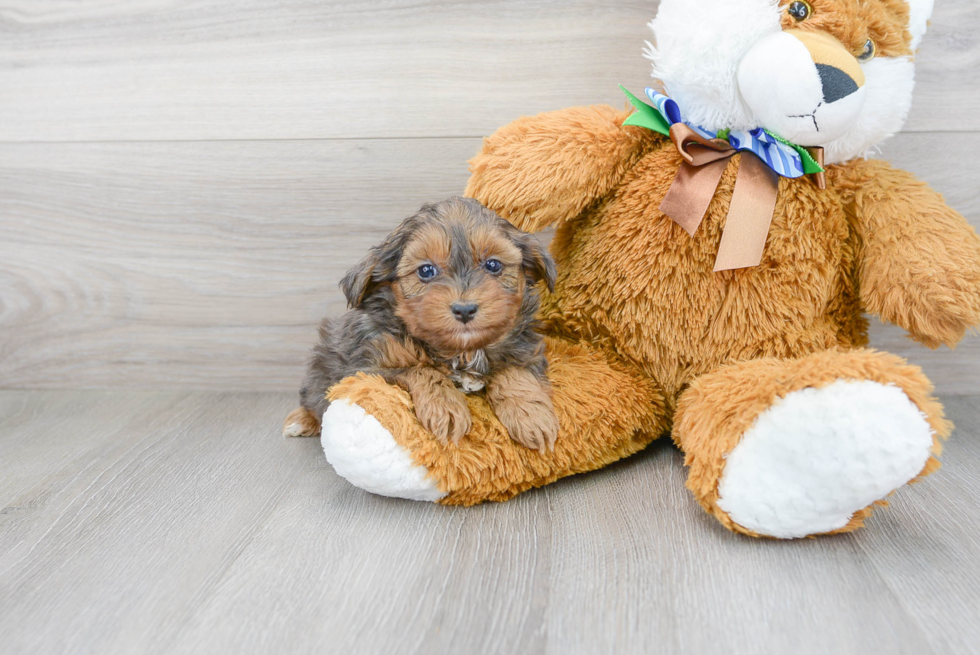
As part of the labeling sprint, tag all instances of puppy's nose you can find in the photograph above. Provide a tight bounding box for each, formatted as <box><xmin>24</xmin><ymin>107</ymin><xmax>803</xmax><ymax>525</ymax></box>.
<box><xmin>451</xmin><ymin>302</ymin><xmax>479</xmax><ymax>324</ymax></box>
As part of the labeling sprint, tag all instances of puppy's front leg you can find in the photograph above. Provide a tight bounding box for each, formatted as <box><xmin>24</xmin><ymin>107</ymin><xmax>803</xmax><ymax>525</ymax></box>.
<box><xmin>396</xmin><ymin>367</ymin><xmax>472</xmax><ymax>444</ymax></box>
<box><xmin>486</xmin><ymin>368</ymin><xmax>559</xmax><ymax>454</ymax></box>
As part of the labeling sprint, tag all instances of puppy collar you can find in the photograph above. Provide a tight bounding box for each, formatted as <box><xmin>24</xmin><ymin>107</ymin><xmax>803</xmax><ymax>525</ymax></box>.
<box><xmin>446</xmin><ymin>350</ymin><xmax>488</xmax><ymax>394</ymax></box>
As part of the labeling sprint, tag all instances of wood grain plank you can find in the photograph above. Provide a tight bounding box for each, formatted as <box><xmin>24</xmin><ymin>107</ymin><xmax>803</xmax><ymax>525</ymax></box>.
<box><xmin>0</xmin><ymin>137</ymin><xmax>478</xmax><ymax>391</ymax></box>
<box><xmin>0</xmin><ymin>391</ymin><xmax>315</xmax><ymax>655</ymax></box>
<box><xmin>0</xmin><ymin>0</ymin><xmax>976</xmax><ymax>142</ymax></box>
<box><xmin>904</xmin><ymin>0</ymin><xmax>980</xmax><ymax>133</ymax></box>
<box><xmin>168</xmin><ymin>441</ymin><xmax>939</xmax><ymax>655</ymax></box>
<box><xmin>167</xmin><ymin>466</ymin><xmax>552</xmax><ymax>655</ymax></box>
<box><xmin>2</xmin><ymin>132</ymin><xmax>978</xmax><ymax>392</ymax></box>
<box><xmin>852</xmin><ymin>396</ymin><xmax>980</xmax><ymax>655</ymax></box>
<box><xmin>0</xmin><ymin>391</ymin><xmax>168</xmax><ymax>520</ymax></box>
<box><xmin>5</xmin><ymin>391</ymin><xmax>979</xmax><ymax>654</ymax></box>
<box><xmin>542</xmin><ymin>445</ymin><xmax>937</xmax><ymax>655</ymax></box>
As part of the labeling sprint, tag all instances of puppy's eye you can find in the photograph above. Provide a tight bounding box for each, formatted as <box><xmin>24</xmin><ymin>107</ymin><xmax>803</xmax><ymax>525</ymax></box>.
<box><xmin>857</xmin><ymin>39</ymin><xmax>876</xmax><ymax>61</ymax></box>
<box><xmin>787</xmin><ymin>0</ymin><xmax>811</xmax><ymax>21</ymax></box>
<box><xmin>483</xmin><ymin>259</ymin><xmax>503</xmax><ymax>274</ymax></box>
<box><xmin>417</xmin><ymin>264</ymin><xmax>438</xmax><ymax>281</ymax></box>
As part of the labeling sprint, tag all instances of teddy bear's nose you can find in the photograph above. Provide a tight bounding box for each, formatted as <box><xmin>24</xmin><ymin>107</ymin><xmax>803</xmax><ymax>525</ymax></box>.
<box><xmin>817</xmin><ymin>64</ymin><xmax>859</xmax><ymax>104</ymax></box>
<box><xmin>785</xmin><ymin>28</ymin><xmax>866</xmax><ymax>102</ymax></box>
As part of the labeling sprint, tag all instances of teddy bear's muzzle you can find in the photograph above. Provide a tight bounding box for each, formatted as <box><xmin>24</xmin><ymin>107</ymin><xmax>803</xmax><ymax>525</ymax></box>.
<box><xmin>737</xmin><ymin>28</ymin><xmax>867</xmax><ymax>147</ymax></box>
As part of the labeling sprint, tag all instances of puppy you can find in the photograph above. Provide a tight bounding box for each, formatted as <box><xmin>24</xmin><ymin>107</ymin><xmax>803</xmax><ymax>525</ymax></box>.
<box><xmin>282</xmin><ymin>197</ymin><xmax>560</xmax><ymax>452</ymax></box>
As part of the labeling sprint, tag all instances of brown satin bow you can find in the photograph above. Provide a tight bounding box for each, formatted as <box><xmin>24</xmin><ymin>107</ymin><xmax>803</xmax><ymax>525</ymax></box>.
<box><xmin>659</xmin><ymin>123</ymin><xmax>825</xmax><ymax>272</ymax></box>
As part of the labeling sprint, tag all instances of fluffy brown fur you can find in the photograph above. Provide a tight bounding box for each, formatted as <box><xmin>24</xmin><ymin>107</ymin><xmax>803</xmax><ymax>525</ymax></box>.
<box><xmin>469</xmin><ymin>106</ymin><xmax>980</xmax><ymax>400</ymax></box>
<box><xmin>283</xmin><ymin>197</ymin><xmax>559</xmax><ymax>450</ymax></box>
<box><xmin>396</xmin><ymin>367</ymin><xmax>472</xmax><ymax>443</ymax></box>
<box><xmin>327</xmin><ymin>338</ymin><xmax>665</xmax><ymax>505</ymax></box>
<box><xmin>485</xmin><ymin>367</ymin><xmax>560</xmax><ymax>453</ymax></box>
<box><xmin>461</xmin><ymin>104</ymin><xmax>980</xmax><ymax>522</ymax></box>
<box><xmin>673</xmin><ymin>348</ymin><xmax>949</xmax><ymax>537</ymax></box>
<box><xmin>779</xmin><ymin>0</ymin><xmax>913</xmax><ymax>58</ymax></box>
<box><xmin>322</xmin><ymin>2</ymin><xmax>980</xmax><ymax>533</ymax></box>
<box><xmin>329</xmin><ymin>89</ymin><xmax>978</xmax><ymax>520</ymax></box>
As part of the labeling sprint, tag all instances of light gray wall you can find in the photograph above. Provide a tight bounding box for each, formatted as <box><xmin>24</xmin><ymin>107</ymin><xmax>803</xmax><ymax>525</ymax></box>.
<box><xmin>1</xmin><ymin>0</ymin><xmax>977</xmax><ymax>392</ymax></box>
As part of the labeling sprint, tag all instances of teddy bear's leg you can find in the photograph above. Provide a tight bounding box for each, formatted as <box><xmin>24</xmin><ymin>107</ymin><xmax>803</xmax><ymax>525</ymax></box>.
<box><xmin>320</xmin><ymin>337</ymin><xmax>666</xmax><ymax>505</ymax></box>
<box><xmin>673</xmin><ymin>349</ymin><xmax>950</xmax><ymax>539</ymax></box>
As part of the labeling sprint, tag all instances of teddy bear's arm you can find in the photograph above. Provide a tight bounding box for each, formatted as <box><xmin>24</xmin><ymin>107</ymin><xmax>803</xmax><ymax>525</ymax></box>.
<box><xmin>465</xmin><ymin>105</ymin><xmax>654</xmax><ymax>232</ymax></box>
<box><xmin>836</xmin><ymin>159</ymin><xmax>980</xmax><ymax>349</ymax></box>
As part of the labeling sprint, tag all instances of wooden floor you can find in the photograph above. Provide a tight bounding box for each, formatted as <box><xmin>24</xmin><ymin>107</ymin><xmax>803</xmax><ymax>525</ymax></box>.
<box><xmin>0</xmin><ymin>391</ymin><xmax>978</xmax><ymax>654</ymax></box>
<box><xmin>3</xmin><ymin>2</ymin><xmax>978</xmax><ymax>653</ymax></box>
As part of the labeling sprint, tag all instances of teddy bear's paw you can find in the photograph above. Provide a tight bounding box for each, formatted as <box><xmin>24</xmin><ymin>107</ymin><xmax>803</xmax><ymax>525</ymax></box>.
<box><xmin>716</xmin><ymin>379</ymin><xmax>934</xmax><ymax>539</ymax></box>
<box><xmin>320</xmin><ymin>399</ymin><xmax>447</xmax><ymax>502</ymax></box>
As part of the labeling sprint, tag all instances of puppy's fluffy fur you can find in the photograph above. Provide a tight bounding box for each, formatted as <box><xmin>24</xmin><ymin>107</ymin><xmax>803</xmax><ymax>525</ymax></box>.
<box><xmin>283</xmin><ymin>197</ymin><xmax>560</xmax><ymax>452</ymax></box>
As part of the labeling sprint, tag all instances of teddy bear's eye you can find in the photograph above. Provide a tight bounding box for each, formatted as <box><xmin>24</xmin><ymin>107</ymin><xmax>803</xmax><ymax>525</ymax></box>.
<box><xmin>857</xmin><ymin>39</ymin><xmax>876</xmax><ymax>62</ymax></box>
<box><xmin>787</xmin><ymin>1</ymin><xmax>812</xmax><ymax>21</ymax></box>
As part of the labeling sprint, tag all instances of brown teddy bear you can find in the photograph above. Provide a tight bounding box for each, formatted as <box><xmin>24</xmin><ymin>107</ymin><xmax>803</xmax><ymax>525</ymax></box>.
<box><xmin>317</xmin><ymin>0</ymin><xmax>980</xmax><ymax>538</ymax></box>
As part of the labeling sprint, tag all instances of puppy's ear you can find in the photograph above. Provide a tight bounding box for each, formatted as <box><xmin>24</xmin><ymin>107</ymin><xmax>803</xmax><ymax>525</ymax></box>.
<box><xmin>517</xmin><ymin>233</ymin><xmax>557</xmax><ymax>292</ymax></box>
<box><xmin>340</xmin><ymin>216</ymin><xmax>420</xmax><ymax>308</ymax></box>
<box><xmin>340</xmin><ymin>254</ymin><xmax>377</xmax><ymax>309</ymax></box>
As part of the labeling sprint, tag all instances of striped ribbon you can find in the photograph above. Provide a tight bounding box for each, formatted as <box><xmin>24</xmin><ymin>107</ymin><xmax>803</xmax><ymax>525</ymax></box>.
<box><xmin>643</xmin><ymin>88</ymin><xmax>810</xmax><ymax>179</ymax></box>
<box><xmin>620</xmin><ymin>85</ymin><xmax>826</xmax><ymax>271</ymax></box>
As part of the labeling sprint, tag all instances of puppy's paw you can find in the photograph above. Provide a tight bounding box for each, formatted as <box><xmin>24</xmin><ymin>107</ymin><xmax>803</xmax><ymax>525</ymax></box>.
<box><xmin>282</xmin><ymin>406</ymin><xmax>321</xmax><ymax>438</ymax></box>
<box><xmin>494</xmin><ymin>394</ymin><xmax>560</xmax><ymax>454</ymax></box>
<box><xmin>487</xmin><ymin>368</ymin><xmax>559</xmax><ymax>453</ymax></box>
<box><xmin>414</xmin><ymin>386</ymin><xmax>472</xmax><ymax>444</ymax></box>
<box><xmin>403</xmin><ymin>369</ymin><xmax>472</xmax><ymax>443</ymax></box>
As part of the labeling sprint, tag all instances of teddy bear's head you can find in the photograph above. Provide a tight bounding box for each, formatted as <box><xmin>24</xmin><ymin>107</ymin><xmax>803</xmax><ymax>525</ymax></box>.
<box><xmin>646</xmin><ymin>0</ymin><xmax>932</xmax><ymax>164</ymax></box>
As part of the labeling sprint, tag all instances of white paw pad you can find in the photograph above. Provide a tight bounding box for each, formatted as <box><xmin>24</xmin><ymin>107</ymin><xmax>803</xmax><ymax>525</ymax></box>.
<box><xmin>321</xmin><ymin>400</ymin><xmax>447</xmax><ymax>502</ymax></box>
<box><xmin>282</xmin><ymin>422</ymin><xmax>306</xmax><ymax>438</ymax></box>
<box><xmin>717</xmin><ymin>380</ymin><xmax>934</xmax><ymax>539</ymax></box>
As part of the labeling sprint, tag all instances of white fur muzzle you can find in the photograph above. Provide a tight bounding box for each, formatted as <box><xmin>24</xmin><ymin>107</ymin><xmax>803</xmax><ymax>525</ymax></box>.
<box><xmin>737</xmin><ymin>31</ymin><xmax>868</xmax><ymax>146</ymax></box>
<box><xmin>647</xmin><ymin>0</ymin><xmax>927</xmax><ymax>163</ymax></box>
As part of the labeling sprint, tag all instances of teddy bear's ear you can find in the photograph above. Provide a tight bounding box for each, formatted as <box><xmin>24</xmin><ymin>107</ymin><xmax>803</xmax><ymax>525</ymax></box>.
<box><xmin>907</xmin><ymin>0</ymin><xmax>934</xmax><ymax>50</ymax></box>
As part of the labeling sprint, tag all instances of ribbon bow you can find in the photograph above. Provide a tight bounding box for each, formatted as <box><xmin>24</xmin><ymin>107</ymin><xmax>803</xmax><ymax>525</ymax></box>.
<box><xmin>622</xmin><ymin>87</ymin><xmax>826</xmax><ymax>271</ymax></box>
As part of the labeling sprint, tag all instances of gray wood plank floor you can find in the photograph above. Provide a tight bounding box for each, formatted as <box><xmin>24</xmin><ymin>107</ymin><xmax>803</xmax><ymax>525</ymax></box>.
<box><xmin>1</xmin><ymin>391</ymin><xmax>978</xmax><ymax>655</ymax></box>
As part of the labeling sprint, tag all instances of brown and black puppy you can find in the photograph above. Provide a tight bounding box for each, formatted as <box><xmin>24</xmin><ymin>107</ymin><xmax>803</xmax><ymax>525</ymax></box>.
<box><xmin>282</xmin><ymin>197</ymin><xmax>559</xmax><ymax>452</ymax></box>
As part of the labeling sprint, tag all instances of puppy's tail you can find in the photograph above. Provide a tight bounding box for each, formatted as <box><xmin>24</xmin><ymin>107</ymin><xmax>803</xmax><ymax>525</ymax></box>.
<box><xmin>282</xmin><ymin>406</ymin><xmax>322</xmax><ymax>438</ymax></box>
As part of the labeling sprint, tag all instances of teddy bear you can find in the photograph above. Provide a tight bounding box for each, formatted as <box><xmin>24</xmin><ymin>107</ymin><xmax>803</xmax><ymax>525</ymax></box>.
<box><xmin>317</xmin><ymin>0</ymin><xmax>980</xmax><ymax>538</ymax></box>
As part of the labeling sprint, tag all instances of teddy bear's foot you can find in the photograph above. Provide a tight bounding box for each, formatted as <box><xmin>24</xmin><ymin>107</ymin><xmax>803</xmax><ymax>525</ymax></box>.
<box><xmin>319</xmin><ymin>338</ymin><xmax>666</xmax><ymax>505</ymax></box>
<box><xmin>321</xmin><ymin>399</ymin><xmax>447</xmax><ymax>502</ymax></box>
<box><xmin>717</xmin><ymin>379</ymin><xmax>932</xmax><ymax>538</ymax></box>
<box><xmin>675</xmin><ymin>349</ymin><xmax>950</xmax><ymax>539</ymax></box>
